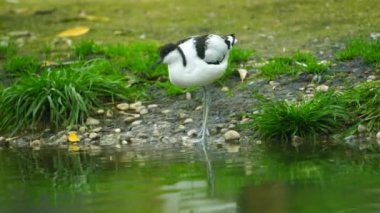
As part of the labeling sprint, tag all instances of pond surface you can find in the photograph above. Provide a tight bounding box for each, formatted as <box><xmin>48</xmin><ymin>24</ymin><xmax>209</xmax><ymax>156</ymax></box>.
<box><xmin>1</xmin><ymin>144</ymin><xmax>380</xmax><ymax>213</ymax></box>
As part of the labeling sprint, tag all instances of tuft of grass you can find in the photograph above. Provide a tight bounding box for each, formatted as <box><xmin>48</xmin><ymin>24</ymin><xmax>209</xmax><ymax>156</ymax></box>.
<box><xmin>104</xmin><ymin>41</ymin><xmax>167</xmax><ymax>79</ymax></box>
<box><xmin>0</xmin><ymin>65</ymin><xmax>130</xmax><ymax>134</ymax></box>
<box><xmin>5</xmin><ymin>55</ymin><xmax>40</xmax><ymax>76</ymax></box>
<box><xmin>73</xmin><ymin>40</ymin><xmax>103</xmax><ymax>59</ymax></box>
<box><xmin>249</xmin><ymin>92</ymin><xmax>349</xmax><ymax>144</ymax></box>
<box><xmin>341</xmin><ymin>81</ymin><xmax>380</xmax><ymax>131</ymax></box>
<box><xmin>258</xmin><ymin>52</ymin><xmax>330</xmax><ymax>79</ymax></box>
<box><xmin>336</xmin><ymin>37</ymin><xmax>380</xmax><ymax>67</ymax></box>
<box><xmin>0</xmin><ymin>41</ymin><xmax>17</xmax><ymax>59</ymax></box>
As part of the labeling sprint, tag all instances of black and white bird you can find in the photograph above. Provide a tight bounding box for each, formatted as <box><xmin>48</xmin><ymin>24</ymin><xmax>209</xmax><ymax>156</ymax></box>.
<box><xmin>153</xmin><ymin>34</ymin><xmax>237</xmax><ymax>143</ymax></box>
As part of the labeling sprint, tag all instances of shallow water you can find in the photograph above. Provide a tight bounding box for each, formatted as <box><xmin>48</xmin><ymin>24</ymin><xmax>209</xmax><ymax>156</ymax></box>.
<box><xmin>1</xmin><ymin>144</ymin><xmax>380</xmax><ymax>213</ymax></box>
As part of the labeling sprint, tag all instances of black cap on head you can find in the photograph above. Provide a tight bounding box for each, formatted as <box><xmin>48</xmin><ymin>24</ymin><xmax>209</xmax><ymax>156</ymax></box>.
<box><xmin>159</xmin><ymin>43</ymin><xmax>177</xmax><ymax>60</ymax></box>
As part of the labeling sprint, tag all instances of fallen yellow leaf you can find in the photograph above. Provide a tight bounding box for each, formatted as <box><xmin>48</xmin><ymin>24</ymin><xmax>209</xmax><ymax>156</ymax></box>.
<box><xmin>68</xmin><ymin>144</ymin><xmax>80</xmax><ymax>152</ymax></box>
<box><xmin>67</xmin><ymin>132</ymin><xmax>80</xmax><ymax>143</ymax></box>
<box><xmin>57</xmin><ymin>26</ymin><xmax>90</xmax><ymax>38</ymax></box>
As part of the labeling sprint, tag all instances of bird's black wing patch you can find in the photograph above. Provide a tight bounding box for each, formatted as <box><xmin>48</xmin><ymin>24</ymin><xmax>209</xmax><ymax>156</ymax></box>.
<box><xmin>194</xmin><ymin>35</ymin><xmax>208</xmax><ymax>59</ymax></box>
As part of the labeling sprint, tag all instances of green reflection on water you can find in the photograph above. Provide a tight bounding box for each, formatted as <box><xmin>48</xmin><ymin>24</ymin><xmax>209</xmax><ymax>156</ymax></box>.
<box><xmin>0</xmin><ymin>146</ymin><xmax>380</xmax><ymax>213</ymax></box>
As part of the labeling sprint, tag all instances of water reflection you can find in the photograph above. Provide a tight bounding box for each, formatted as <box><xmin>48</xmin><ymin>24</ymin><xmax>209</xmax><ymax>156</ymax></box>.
<box><xmin>1</xmin><ymin>145</ymin><xmax>380</xmax><ymax>213</ymax></box>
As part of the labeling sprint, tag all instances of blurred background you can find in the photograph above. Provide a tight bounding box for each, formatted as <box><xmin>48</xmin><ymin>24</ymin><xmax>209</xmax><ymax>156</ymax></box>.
<box><xmin>1</xmin><ymin>0</ymin><xmax>379</xmax><ymax>55</ymax></box>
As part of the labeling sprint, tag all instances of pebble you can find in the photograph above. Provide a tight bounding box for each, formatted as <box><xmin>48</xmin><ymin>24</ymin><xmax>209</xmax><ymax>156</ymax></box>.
<box><xmin>195</xmin><ymin>106</ymin><xmax>203</xmax><ymax>111</ymax></box>
<box><xmin>367</xmin><ymin>75</ymin><xmax>376</xmax><ymax>81</ymax></box>
<box><xmin>114</xmin><ymin>128</ymin><xmax>121</xmax><ymax>133</ymax></box>
<box><xmin>130</xmin><ymin>101</ymin><xmax>142</xmax><ymax>110</ymax></box>
<box><xmin>376</xmin><ymin>132</ymin><xmax>380</xmax><ymax>139</ymax></box>
<box><xmin>221</xmin><ymin>86</ymin><xmax>229</xmax><ymax>92</ymax></box>
<box><xmin>116</xmin><ymin>103</ymin><xmax>129</xmax><ymax>111</ymax></box>
<box><xmin>186</xmin><ymin>92</ymin><xmax>192</xmax><ymax>100</ymax></box>
<box><xmin>89</xmin><ymin>132</ymin><xmax>99</xmax><ymax>139</ymax></box>
<box><xmin>99</xmin><ymin>134</ymin><xmax>120</xmax><ymax>146</ymax></box>
<box><xmin>139</xmin><ymin>108</ymin><xmax>149</xmax><ymax>115</ymax></box>
<box><xmin>92</xmin><ymin>127</ymin><xmax>103</xmax><ymax>132</ymax></box>
<box><xmin>106</xmin><ymin>109</ymin><xmax>113</xmax><ymax>117</ymax></box>
<box><xmin>269</xmin><ymin>81</ymin><xmax>280</xmax><ymax>89</ymax></box>
<box><xmin>78</xmin><ymin>126</ymin><xmax>87</xmax><ymax>133</ymax></box>
<box><xmin>184</xmin><ymin>118</ymin><xmax>194</xmax><ymax>124</ymax></box>
<box><xmin>86</xmin><ymin>117</ymin><xmax>100</xmax><ymax>126</ymax></box>
<box><xmin>226</xmin><ymin>144</ymin><xmax>240</xmax><ymax>153</ymax></box>
<box><xmin>358</xmin><ymin>124</ymin><xmax>367</xmax><ymax>133</ymax></box>
<box><xmin>124</xmin><ymin>114</ymin><xmax>140</xmax><ymax>123</ymax></box>
<box><xmin>131</xmin><ymin>120</ymin><xmax>142</xmax><ymax>126</ymax></box>
<box><xmin>161</xmin><ymin>109</ymin><xmax>171</xmax><ymax>114</ymax></box>
<box><xmin>316</xmin><ymin>84</ymin><xmax>329</xmax><ymax>92</ymax></box>
<box><xmin>0</xmin><ymin>136</ymin><xmax>5</xmax><ymax>143</ymax></box>
<box><xmin>147</xmin><ymin>104</ymin><xmax>158</xmax><ymax>109</ymax></box>
<box><xmin>179</xmin><ymin>112</ymin><xmax>188</xmax><ymax>119</ymax></box>
<box><xmin>96</xmin><ymin>109</ymin><xmax>105</xmax><ymax>114</ymax></box>
<box><xmin>224</xmin><ymin>130</ymin><xmax>240</xmax><ymax>142</ymax></box>
<box><xmin>187</xmin><ymin>129</ymin><xmax>198</xmax><ymax>137</ymax></box>
<box><xmin>30</xmin><ymin>140</ymin><xmax>41</xmax><ymax>150</ymax></box>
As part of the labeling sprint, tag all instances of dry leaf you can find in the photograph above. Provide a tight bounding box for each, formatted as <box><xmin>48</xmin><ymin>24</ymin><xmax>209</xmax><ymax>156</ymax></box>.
<box><xmin>57</xmin><ymin>26</ymin><xmax>90</xmax><ymax>38</ymax></box>
<box><xmin>68</xmin><ymin>144</ymin><xmax>80</xmax><ymax>152</ymax></box>
<box><xmin>67</xmin><ymin>132</ymin><xmax>80</xmax><ymax>143</ymax></box>
<box><xmin>237</xmin><ymin>68</ymin><xmax>248</xmax><ymax>82</ymax></box>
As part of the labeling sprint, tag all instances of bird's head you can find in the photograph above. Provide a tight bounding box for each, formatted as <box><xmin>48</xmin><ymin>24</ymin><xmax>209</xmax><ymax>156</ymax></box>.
<box><xmin>225</xmin><ymin>34</ymin><xmax>237</xmax><ymax>49</ymax></box>
<box><xmin>159</xmin><ymin>43</ymin><xmax>178</xmax><ymax>64</ymax></box>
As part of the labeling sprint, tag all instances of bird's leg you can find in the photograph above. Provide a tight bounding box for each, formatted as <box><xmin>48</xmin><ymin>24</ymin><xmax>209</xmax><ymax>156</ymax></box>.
<box><xmin>199</xmin><ymin>86</ymin><xmax>210</xmax><ymax>143</ymax></box>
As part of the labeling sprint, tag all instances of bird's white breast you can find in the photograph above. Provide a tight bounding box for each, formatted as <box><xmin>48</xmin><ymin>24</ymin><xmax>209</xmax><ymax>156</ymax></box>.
<box><xmin>166</xmin><ymin>38</ymin><xmax>230</xmax><ymax>88</ymax></box>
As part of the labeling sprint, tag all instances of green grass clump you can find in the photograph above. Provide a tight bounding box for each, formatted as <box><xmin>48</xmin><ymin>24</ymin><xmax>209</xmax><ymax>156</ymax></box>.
<box><xmin>0</xmin><ymin>42</ymin><xmax>17</xmax><ymax>59</ymax></box>
<box><xmin>336</xmin><ymin>38</ymin><xmax>380</xmax><ymax>67</ymax></box>
<box><xmin>0</xmin><ymin>65</ymin><xmax>129</xmax><ymax>134</ymax></box>
<box><xmin>341</xmin><ymin>81</ymin><xmax>380</xmax><ymax>131</ymax></box>
<box><xmin>249</xmin><ymin>92</ymin><xmax>349</xmax><ymax>144</ymax></box>
<box><xmin>258</xmin><ymin>52</ymin><xmax>330</xmax><ymax>79</ymax></box>
<box><xmin>73</xmin><ymin>40</ymin><xmax>103</xmax><ymax>59</ymax></box>
<box><xmin>5</xmin><ymin>55</ymin><xmax>39</xmax><ymax>75</ymax></box>
<box><xmin>104</xmin><ymin>41</ymin><xmax>166</xmax><ymax>79</ymax></box>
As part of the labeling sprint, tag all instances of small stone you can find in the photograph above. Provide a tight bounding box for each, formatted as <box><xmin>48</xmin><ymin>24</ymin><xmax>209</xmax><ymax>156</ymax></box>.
<box><xmin>358</xmin><ymin>124</ymin><xmax>367</xmax><ymax>133</ymax></box>
<box><xmin>106</xmin><ymin>109</ymin><xmax>113</xmax><ymax>117</ymax></box>
<box><xmin>161</xmin><ymin>109</ymin><xmax>171</xmax><ymax>114</ymax></box>
<box><xmin>179</xmin><ymin>112</ymin><xmax>188</xmax><ymax>119</ymax></box>
<box><xmin>224</xmin><ymin>130</ymin><xmax>240</xmax><ymax>142</ymax></box>
<box><xmin>186</xmin><ymin>92</ymin><xmax>192</xmax><ymax>100</ymax></box>
<box><xmin>130</xmin><ymin>101</ymin><xmax>142</xmax><ymax>110</ymax></box>
<box><xmin>226</xmin><ymin>144</ymin><xmax>240</xmax><ymax>153</ymax></box>
<box><xmin>370</xmin><ymin>32</ymin><xmax>380</xmax><ymax>40</ymax></box>
<box><xmin>131</xmin><ymin>120</ymin><xmax>142</xmax><ymax>126</ymax></box>
<box><xmin>92</xmin><ymin>127</ymin><xmax>102</xmax><ymax>133</ymax></box>
<box><xmin>316</xmin><ymin>84</ymin><xmax>329</xmax><ymax>92</ymax></box>
<box><xmin>86</xmin><ymin>117</ymin><xmax>100</xmax><ymax>126</ymax></box>
<box><xmin>220</xmin><ymin>128</ymin><xmax>229</xmax><ymax>134</ymax></box>
<box><xmin>114</xmin><ymin>128</ymin><xmax>121</xmax><ymax>133</ymax></box>
<box><xmin>291</xmin><ymin>135</ymin><xmax>304</xmax><ymax>147</ymax></box>
<box><xmin>121</xmin><ymin>140</ymin><xmax>128</xmax><ymax>145</ymax></box>
<box><xmin>99</xmin><ymin>134</ymin><xmax>120</xmax><ymax>146</ymax></box>
<box><xmin>184</xmin><ymin>118</ymin><xmax>194</xmax><ymax>124</ymax></box>
<box><xmin>30</xmin><ymin>140</ymin><xmax>41</xmax><ymax>150</ymax></box>
<box><xmin>187</xmin><ymin>129</ymin><xmax>198</xmax><ymax>137</ymax></box>
<box><xmin>116</xmin><ymin>103</ymin><xmax>129</xmax><ymax>111</ymax></box>
<box><xmin>256</xmin><ymin>140</ymin><xmax>262</xmax><ymax>145</ymax></box>
<box><xmin>147</xmin><ymin>104</ymin><xmax>158</xmax><ymax>109</ymax></box>
<box><xmin>269</xmin><ymin>81</ymin><xmax>280</xmax><ymax>89</ymax></box>
<box><xmin>78</xmin><ymin>126</ymin><xmax>87</xmax><ymax>133</ymax></box>
<box><xmin>178</xmin><ymin>125</ymin><xmax>186</xmax><ymax>130</ymax></box>
<box><xmin>0</xmin><ymin>136</ymin><xmax>5</xmax><ymax>143</ymax></box>
<box><xmin>376</xmin><ymin>132</ymin><xmax>380</xmax><ymax>139</ymax></box>
<box><xmin>96</xmin><ymin>109</ymin><xmax>105</xmax><ymax>114</ymax></box>
<box><xmin>195</xmin><ymin>106</ymin><xmax>203</xmax><ymax>111</ymax></box>
<box><xmin>221</xmin><ymin>86</ymin><xmax>229</xmax><ymax>92</ymax></box>
<box><xmin>139</xmin><ymin>108</ymin><xmax>149</xmax><ymax>115</ymax></box>
<box><xmin>305</xmin><ymin>87</ymin><xmax>315</xmax><ymax>94</ymax></box>
<box><xmin>367</xmin><ymin>75</ymin><xmax>376</xmax><ymax>81</ymax></box>
<box><xmin>89</xmin><ymin>132</ymin><xmax>99</xmax><ymax>139</ymax></box>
